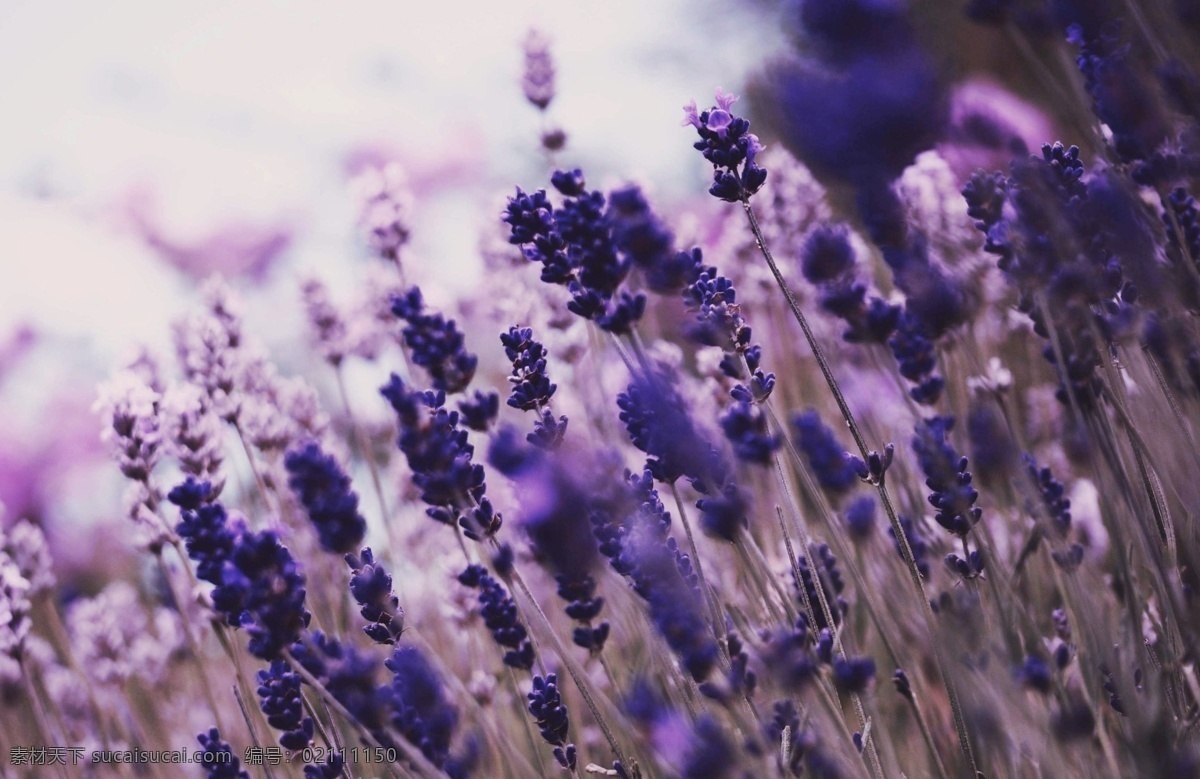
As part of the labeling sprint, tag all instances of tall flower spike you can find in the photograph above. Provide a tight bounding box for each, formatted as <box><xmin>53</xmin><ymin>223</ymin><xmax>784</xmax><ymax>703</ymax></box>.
<box><xmin>528</xmin><ymin>674</ymin><xmax>578</xmax><ymax>771</ymax></box>
<box><xmin>301</xmin><ymin>276</ymin><xmax>351</xmax><ymax>367</ymax></box>
<box><xmin>196</xmin><ymin>728</ymin><xmax>250</xmax><ymax>779</ymax></box>
<box><xmin>284</xmin><ymin>441</ymin><xmax>368</xmax><ymax>555</ymax></box>
<box><xmin>913</xmin><ymin>416</ymin><xmax>982</xmax><ymax>538</ymax></box>
<box><xmin>391</xmin><ymin>287</ymin><xmax>478</xmax><ymax>394</ymax></box>
<box><xmin>161</xmin><ymin>382</ymin><xmax>225</xmax><ymax>489</ymax></box>
<box><xmin>346</xmin><ymin>548</ymin><xmax>405</xmax><ymax>644</ymax></box>
<box><xmin>792</xmin><ymin>410</ymin><xmax>858</xmax><ymax>497</ymax></box>
<box><xmin>257</xmin><ymin>660</ymin><xmax>314</xmax><ymax>751</ymax></box>
<box><xmin>457</xmin><ymin>565</ymin><xmax>536</xmax><ymax>671</ymax></box>
<box><xmin>380</xmin><ymin>375</ymin><xmax>500</xmax><ymax>541</ymax></box>
<box><xmin>212</xmin><ymin>528</ymin><xmax>312</xmax><ymax>660</ymax></box>
<box><xmin>168</xmin><ymin>477</ymin><xmax>239</xmax><ymax>584</ymax></box>
<box><xmin>357</xmin><ymin>163</ymin><xmax>412</xmax><ymax>265</ymax></box>
<box><xmin>683</xmin><ymin>89</ymin><xmax>768</xmax><ymax>202</ymax></box>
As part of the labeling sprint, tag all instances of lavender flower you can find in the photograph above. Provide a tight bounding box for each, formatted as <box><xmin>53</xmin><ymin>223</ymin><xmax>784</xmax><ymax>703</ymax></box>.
<box><xmin>301</xmin><ymin>276</ymin><xmax>351</xmax><ymax>367</ymax></box>
<box><xmin>0</xmin><ymin>553</ymin><xmax>31</xmax><ymax>663</ymax></box>
<box><xmin>527</xmin><ymin>674</ymin><xmax>577</xmax><ymax>771</ymax></box>
<box><xmin>197</xmin><ymin>728</ymin><xmax>250</xmax><ymax>779</ymax></box>
<box><xmin>888</xmin><ymin>311</ymin><xmax>945</xmax><ymax>405</ymax></box>
<box><xmin>346</xmin><ymin>547</ymin><xmax>405</xmax><ymax>644</ymax></box>
<box><xmin>888</xmin><ymin>516</ymin><xmax>932</xmax><ymax>579</ymax></box>
<box><xmin>218</xmin><ymin>529</ymin><xmax>312</xmax><ymax>660</ymax></box>
<box><xmin>457</xmin><ymin>564</ymin><xmax>536</xmax><ymax>671</ymax></box>
<box><xmin>792</xmin><ymin>410</ymin><xmax>858</xmax><ymax>496</ymax></box>
<box><xmin>94</xmin><ymin>370</ymin><xmax>162</xmax><ymax>482</ymax></box>
<box><xmin>617</xmin><ymin>370</ymin><xmax>711</xmax><ymax>484</ymax></box>
<box><xmin>606</xmin><ymin>186</ymin><xmax>686</xmax><ymax>293</ymax></box>
<box><xmin>381</xmin><ymin>375</ymin><xmax>500</xmax><ymax>541</ymax></box>
<box><xmin>502</xmin><ymin>170</ymin><xmax>646</xmax><ymax>333</ymax></box>
<box><xmin>844</xmin><ymin>495</ymin><xmax>877</xmax><ymax>541</ymax></box>
<box><xmin>682</xmin><ymin>715</ymin><xmax>740</xmax><ymax>778</ymax></box>
<box><xmin>257</xmin><ymin>660</ymin><xmax>314</xmax><ymax>750</ymax></box>
<box><xmin>831</xmin><ymin>656</ymin><xmax>876</xmax><ymax>694</ymax></box>
<box><xmin>458</xmin><ymin>390</ymin><xmax>500</xmax><ymax>432</ymax></box>
<box><xmin>1024</xmin><ymin>454</ymin><xmax>1072</xmax><ymax>536</ymax></box>
<box><xmin>793</xmin><ymin>544</ymin><xmax>847</xmax><ymax>631</ymax></box>
<box><xmin>357</xmin><ymin>163</ymin><xmax>412</xmax><ymax>265</ymax></box>
<box><xmin>682</xmin><ymin>89</ymin><xmax>767</xmax><ymax>202</ymax></box>
<box><xmin>767</xmin><ymin>0</ymin><xmax>946</xmax><ymax>189</ymax></box>
<box><xmin>718</xmin><ymin>400</ymin><xmax>780</xmax><ymax>465</ymax></box>
<box><xmin>284</xmin><ymin>441</ymin><xmax>368</xmax><ymax>555</ymax></box>
<box><xmin>291</xmin><ymin>631</ymin><xmax>388</xmax><ymax>736</ymax></box>
<box><xmin>385</xmin><ymin>645</ymin><xmax>461</xmax><ymax>771</ymax></box>
<box><xmin>800</xmin><ymin>225</ymin><xmax>901</xmax><ymax>345</ymax></box>
<box><xmin>682</xmin><ymin>253</ymin><xmax>776</xmax><ymax>401</ymax></box>
<box><xmin>913</xmin><ymin>416</ymin><xmax>982</xmax><ymax>538</ymax></box>
<box><xmin>160</xmin><ymin>384</ymin><xmax>224</xmax><ymax>487</ymax></box>
<box><xmin>391</xmin><ymin>287</ymin><xmax>478</xmax><ymax>394</ymax></box>
<box><xmin>501</xmin><ymin>326</ymin><xmax>557</xmax><ymax>411</ymax></box>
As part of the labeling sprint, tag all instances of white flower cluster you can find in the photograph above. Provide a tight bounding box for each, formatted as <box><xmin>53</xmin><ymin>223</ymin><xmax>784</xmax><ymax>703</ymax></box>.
<box><xmin>93</xmin><ymin>370</ymin><xmax>163</xmax><ymax>482</ymax></box>
<box><xmin>67</xmin><ymin>581</ymin><xmax>182</xmax><ymax>688</ymax></box>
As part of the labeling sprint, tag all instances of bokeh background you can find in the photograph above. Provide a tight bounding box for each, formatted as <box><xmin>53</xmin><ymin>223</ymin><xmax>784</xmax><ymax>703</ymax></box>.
<box><xmin>0</xmin><ymin>0</ymin><xmax>790</xmax><ymax>549</ymax></box>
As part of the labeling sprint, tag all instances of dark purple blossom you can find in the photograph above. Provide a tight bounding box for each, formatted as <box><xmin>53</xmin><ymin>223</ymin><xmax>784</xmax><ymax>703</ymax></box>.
<box><xmin>844</xmin><ymin>495</ymin><xmax>876</xmax><ymax>541</ymax></box>
<box><xmin>196</xmin><ymin>728</ymin><xmax>250</xmax><ymax>779</ymax></box>
<box><xmin>913</xmin><ymin>416</ymin><xmax>982</xmax><ymax>538</ymax></box>
<box><xmin>391</xmin><ymin>287</ymin><xmax>478</xmax><ymax>394</ymax></box>
<box><xmin>719</xmin><ymin>400</ymin><xmax>780</xmax><ymax>466</ymax></box>
<box><xmin>832</xmin><ymin>656</ymin><xmax>876</xmax><ymax>694</ymax></box>
<box><xmin>380</xmin><ymin>375</ymin><xmax>500</xmax><ymax>541</ymax></box>
<box><xmin>682</xmin><ymin>89</ymin><xmax>767</xmax><ymax>202</ymax></box>
<box><xmin>257</xmin><ymin>660</ymin><xmax>314</xmax><ymax>751</ymax></box>
<box><xmin>385</xmin><ymin>645</ymin><xmax>462</xmax><ymax>772</ymax></box>
<box><xmin>528</xmin><ymin>674</ymin><xmax>577</xmax><ymax>771</ymax></box>
<box><xmin>168</xmin><ymin>477</ymin><xmax>239</xmax><ymax>584</ymax></box>
<box><xmin>346</xmin><ymin>547</ymin><xmax>404</xmax><ymax>644</ymax></box>
<box><xmin>284</xmin><ymin>441</ymin><xmax>367</xmax><ymax>555</ymax></box>
<box><xmin>1025</xmin><ymin>454</ymin><xmax>1072</xmax><ymax>536</ymax></box>
<box><xmin>502</xmin><ymin>170</ymin><xmax>645</xmax><ymax>334</ymax></box>
<box><xmin>606</xmin><ymin>185</ymin><xmax>688</xmax><ymax>293</ymax></box>
<box><xmin>888</xmin><ymin>311</ymin><xmax>945</xmax><ymax>405</ymax></box>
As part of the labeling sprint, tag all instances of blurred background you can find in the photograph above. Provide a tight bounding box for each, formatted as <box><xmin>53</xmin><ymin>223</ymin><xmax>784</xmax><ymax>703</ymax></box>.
<box><xmin>0</xmin><ymin>0</ymin><xmax>791</xmax><ymax>542</ymax></box>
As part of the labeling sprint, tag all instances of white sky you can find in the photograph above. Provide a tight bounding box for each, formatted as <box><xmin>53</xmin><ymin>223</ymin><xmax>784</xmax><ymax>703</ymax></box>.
<box><xmin>0</xmin><ymin>0</ymin><xmax>783</xmax><ymax>364</ymax></box>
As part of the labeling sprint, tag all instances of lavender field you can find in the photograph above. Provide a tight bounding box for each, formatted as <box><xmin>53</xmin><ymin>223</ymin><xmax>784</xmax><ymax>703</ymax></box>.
<box><xmin>4</xmin><ymin>0</ymin><xmax>1200</xmax><ymax>776</ymax></box>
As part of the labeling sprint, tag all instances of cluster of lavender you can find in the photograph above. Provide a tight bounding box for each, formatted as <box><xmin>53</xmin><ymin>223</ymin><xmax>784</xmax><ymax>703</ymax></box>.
<box><xmin>16</xmin><ymin>3</ymin><xmax>1200</xmax><ymax>778</ymax></box>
